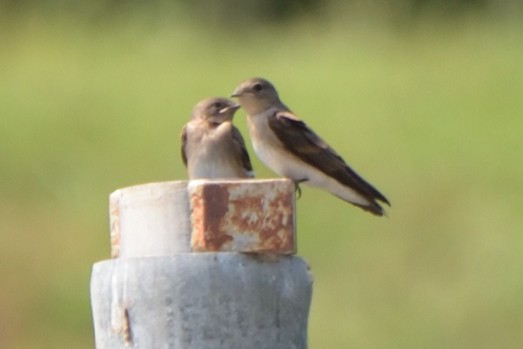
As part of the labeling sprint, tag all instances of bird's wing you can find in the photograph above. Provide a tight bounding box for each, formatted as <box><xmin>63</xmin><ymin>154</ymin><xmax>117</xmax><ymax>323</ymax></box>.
<box><xmin>180</xmin><ymin>125</ymin><xmax>188</xmax><ymax>168</ymax></box>
<box><xmin>231</xmin><ymin>125</ymin><xmax>254</xmax><ymax>177</ymax></box>
<box><xmin>268</xmin><ymin>111</ymin><xmax>389</xmax><ymax>205</ymax></box>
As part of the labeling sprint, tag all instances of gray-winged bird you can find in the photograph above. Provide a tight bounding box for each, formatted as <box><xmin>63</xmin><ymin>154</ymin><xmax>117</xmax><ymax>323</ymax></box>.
<box><xmin>181</xmin><ymin>97</ymin><xmax>254</xmax><ymax>179</ymax></box>
<box><xmin>231</xmin><ymin>78</ymin><xmax>390</xmax><ymax>216</ymax></box>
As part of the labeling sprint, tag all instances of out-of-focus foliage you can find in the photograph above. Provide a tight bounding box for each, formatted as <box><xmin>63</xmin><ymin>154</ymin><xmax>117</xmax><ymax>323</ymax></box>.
<box><xmin>1</xmin><ymin>0</ymin><xmax>523</xmax><ymax>24</ymax></box>
<box><xmin>1</xmin><ymin>2</ymin><xmax>523</xmax><ymax>349</ymax></box>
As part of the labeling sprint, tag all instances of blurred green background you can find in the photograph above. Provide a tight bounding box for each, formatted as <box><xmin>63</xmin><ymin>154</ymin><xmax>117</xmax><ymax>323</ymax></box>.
<box><xmin>1</xmin><ymin>1</ymin><xmax>523</xmax><ymax>348</ymax></box>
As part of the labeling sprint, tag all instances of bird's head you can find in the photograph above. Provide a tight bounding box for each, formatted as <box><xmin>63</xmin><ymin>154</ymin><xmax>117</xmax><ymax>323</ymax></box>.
<box><xmin>192</xmin><ymin>97</ymin><xmax>240</xmax><ymax>125</ymax></box>
<box><xmin>231</xmin><ymin>77</ymin><xmax>282</xmax><ymax>115</ymax></box>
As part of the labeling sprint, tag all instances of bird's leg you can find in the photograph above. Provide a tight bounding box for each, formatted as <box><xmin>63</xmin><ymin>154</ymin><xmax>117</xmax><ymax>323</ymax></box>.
<box><xmin>294</xmin><ymin>179</ymin><xmax>307</xmax><ymax>199</ymax></box>
<box><xmin>295</xmin><ymin>183</ymin><xmax>302</xmax><ymax>199</ymax></box>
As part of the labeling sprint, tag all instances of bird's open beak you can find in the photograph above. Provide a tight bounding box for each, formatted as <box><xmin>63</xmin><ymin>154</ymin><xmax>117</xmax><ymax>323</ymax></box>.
<box><xmin>220</xmin><ymin>104</ymin><xmax>241</xmax><ymax>114</ymax></box>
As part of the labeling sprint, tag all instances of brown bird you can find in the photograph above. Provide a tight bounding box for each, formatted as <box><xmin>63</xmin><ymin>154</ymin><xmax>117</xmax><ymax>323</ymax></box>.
<box><xmin>231</xmin><ymin>78</ymin><xmax>390</xmax><ymax>215</ymax></box>
<box><xmin>181</xmin><ymin>97</ymin><xmax>254</xmax><ymax>179</ymax></box>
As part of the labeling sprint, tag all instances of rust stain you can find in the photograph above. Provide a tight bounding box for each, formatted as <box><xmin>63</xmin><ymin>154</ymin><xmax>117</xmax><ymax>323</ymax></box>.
<box><xmin>122</xmin><ymin>307</ymin><xmax>133</xmax><ymax>347</ymax></box>
<box><xmin>190</xmin><ymin>190</ymin><xmax>205</xmax><ymax>249</ymax></box>
<box><xmin>259</xmin><ymin>187</ymin><xmax>295</xmax><ymax>252</ymax></box>
<box><xmin>191</xmin><ymin>180</ymin><xmax>296</xmax><ymax>254</ymax></box>
<box><xmin>227</xmin><ymin>182</ymin><xmax>295</xmax><ymax>253</ymax></box>
<box><xmin>192</xmin><ymin>184</ymin><xmax>232</xmax><ymax>251</ymax></box>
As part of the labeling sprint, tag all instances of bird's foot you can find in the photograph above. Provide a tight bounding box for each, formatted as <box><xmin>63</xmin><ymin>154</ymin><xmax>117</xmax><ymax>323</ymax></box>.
<box><xmin>295</xmin><ymin>184</ymin><xmax>302</xmax><ymax>199</ymax></box>
<box><xmin>294</xmin><ymin>179</ymin><xmax>306</xmax><ymax>199</ymax></box>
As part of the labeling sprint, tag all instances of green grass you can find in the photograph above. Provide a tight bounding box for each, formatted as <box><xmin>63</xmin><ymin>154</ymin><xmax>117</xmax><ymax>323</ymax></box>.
<box><xmin>1</xmin><ymin>11</ymin><xmax>523</xmax><ymax>349</ymax></box>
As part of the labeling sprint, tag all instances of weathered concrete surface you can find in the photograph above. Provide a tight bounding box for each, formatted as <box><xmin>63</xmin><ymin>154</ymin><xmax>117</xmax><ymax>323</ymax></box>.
<box><xmin>109</xmin><ymin>181</ymin><xmax>191</xmax><ymax>258</ymax></box>
<box><xmin>109</xmin><ymin>179</ymin><xmax>296</xmax><ymax>256</ymax></box>
<box><xmin>91</xmin><ymin>254</ymin><xmax>313</xmax><ymax>349</ymax></box>
<box><xmin>189</xmin><ymin>179</ymin><xmax>296</xmax><ymax>253</ymax></box>
<box><xmin>97</xmin><ymin>180</ymin><xmax>311</xmax><ymax>349</ymax></box>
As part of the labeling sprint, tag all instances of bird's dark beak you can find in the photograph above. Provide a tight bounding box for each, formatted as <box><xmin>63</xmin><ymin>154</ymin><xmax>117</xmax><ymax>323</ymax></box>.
<box><xmin>230</xmin><ymin>87</ymin><xmax>243</xmax><ymax>98</ymax></box>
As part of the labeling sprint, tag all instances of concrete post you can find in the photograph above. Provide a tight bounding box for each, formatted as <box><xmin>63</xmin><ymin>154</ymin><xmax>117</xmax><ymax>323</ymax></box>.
<box><xmin>90</xmin><ymin>179</ymin><xmax>313</xmax><ymax>349</ymax></box>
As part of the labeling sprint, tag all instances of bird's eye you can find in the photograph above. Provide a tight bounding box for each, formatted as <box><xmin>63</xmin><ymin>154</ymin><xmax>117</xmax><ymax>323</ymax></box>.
<box><xmin>252</xmin><ymin>83</ymin><xmax>263</xmax><ymax>92</ymax></box>
<box><xmin>213</xmin><ymin>102</ymin><xmax>223</xmax><ymax>109</ymax></box>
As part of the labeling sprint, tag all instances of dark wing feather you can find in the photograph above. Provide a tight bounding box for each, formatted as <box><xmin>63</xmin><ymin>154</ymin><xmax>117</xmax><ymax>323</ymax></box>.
<box><xmin>231</xmin><ymin>126</ymin><xmax>254</xmax><ymax>177</ymax></box>
<box><xmin>180</xmin><ymin>125</ymin><xmax>188</xmax><ymax>167</ymax></box>
<box><xmin>268</xmin><ymin>111</ymin><xmax>390</xmax><ymax>206</ymax></box>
